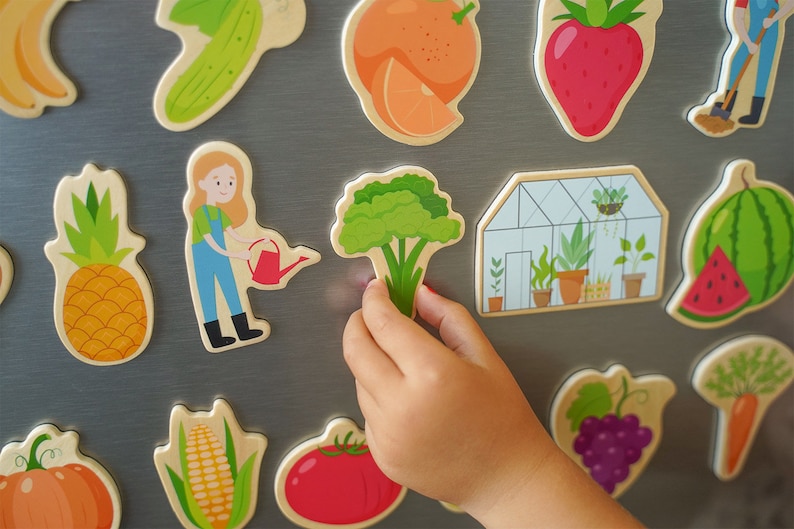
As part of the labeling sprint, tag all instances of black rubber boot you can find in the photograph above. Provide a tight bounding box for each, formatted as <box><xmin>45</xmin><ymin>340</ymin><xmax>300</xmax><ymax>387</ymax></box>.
<box><xmin>232</xmin><ymin>313</ymin><xmax>264</xmax><ymax>341</ymax></box>
<box><xmin>738</xmin><ymin>96</ymin><xmax>765</xmax><ymax>124</ymax></box>
<box><xmin>715</xmin><ymin>91</ymin><xmax>737</xmax><ymax>113</ymax></box>
<box><xmin>204</xmin><ymin>320</ymin><xmax>236</xmax><ymax>348</ymax></box>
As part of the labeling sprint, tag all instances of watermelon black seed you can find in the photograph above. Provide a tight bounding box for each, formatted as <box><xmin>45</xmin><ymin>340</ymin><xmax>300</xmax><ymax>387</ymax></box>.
<box><xmin>717</xmin><ymin>295</ymin><xmax>723</xmax><ymax>304</ymax></box>
<box><xmin>707</xmin><ymin>280</ymin><xmax>713</xmax><ymax>289</ymax></box>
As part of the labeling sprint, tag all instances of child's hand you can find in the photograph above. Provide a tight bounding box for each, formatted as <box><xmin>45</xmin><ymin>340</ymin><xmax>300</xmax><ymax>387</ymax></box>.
<box><xmin>343</xmin><ymin>280</ymin><xmax>642</xmax><ymax>528</ymax></box>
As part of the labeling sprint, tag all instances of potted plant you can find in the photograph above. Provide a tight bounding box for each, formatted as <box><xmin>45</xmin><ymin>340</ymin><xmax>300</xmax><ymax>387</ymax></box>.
<box><xmin>488</xmin><ymin>256</ymin><xmax>504</xmax><ymax>312</ymax></box>
<box><xmin>530</xmin><ymin>245</ymin><xmax>556</xmax><ymax>308</ymax></box>
<box><xmin>592</xmin><ymin>186</ymin><xmax>629</xmax><ymax>216</ymax></box>
<box><xmin>584</xmin><ymin>272</ymin><xmax>612</xmax><ymax>302</ymax></box>
<box><xmin>614</xmin><ymin>234</ymin><xmax>655</xmax><ymax>298</ymax></box>
<box><xmin>556</xmin><ymin>218</ymin><xmax>594</xmax><ymax>305</ymax></box>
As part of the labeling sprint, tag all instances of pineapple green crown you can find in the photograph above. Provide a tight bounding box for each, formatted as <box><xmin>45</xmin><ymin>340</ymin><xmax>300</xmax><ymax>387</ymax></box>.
<box><xmin>555</xmin><ymin>0</ymin><xmax>645</xmax><ymax>29</ymax></box>
<box><xmin>62</xmin><ymin>182</ymin><xmax>132</xmax><ymax>267</ymax></box>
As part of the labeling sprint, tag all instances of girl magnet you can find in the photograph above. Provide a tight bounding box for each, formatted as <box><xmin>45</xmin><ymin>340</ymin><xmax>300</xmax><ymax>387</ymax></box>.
<box><xmin>154</xmin><ymin>0</ymin><xmax>307</xmax><ymax>131</ymax></box>
<box><xmin>274</xmin><ymin>417</ymin><xmax>407</xmax><ymax>529</ymax></box>
<box><xmin>692</xmin><ymin>335</ymin><xmax>794</xmax><ymax>481</ymax></box>
<box><xmin>534</xmin><ymin>0</ymin><xmax>663</xmax><ymax>142</ymax></box>
<box><xmin>0</xmin><ymin>423</ymin><xmax>122</xmax><ymax>529</ymax></box>
<box><xmin>688</xmin><ymin>2</ymin><xmax>793</xmax><ymax>137</ymax></box>
<box><xmin>184</xmin><ymin>141</ymin><xmax>320</xmax><ymax>352</ymax></box>
<box><xmin>342</xmin><ymin>0</ymin><xmax>481</xmax><ymax>146</ymax></box>
<box><xmin>666</xmin><ymin>159</ymin><xmax>794</xmax><ymax>329</ymax></box>
<box><xmin>550</xmin><ymin>364</ymin><xmax>676</xmax><ymax>498</ymax></box>
<box><xmin>44</xmin><ymin>164</ymin><xmax>154</xmax><ymax>365</ymax></box>
<box><xmin>0</xmin><ymin>244</ymin><xmax>13</xmax><ymax>304</ymax></box>
<box><xmin>153</xmin><ymin>399</ymin><xmax>268</xmax><ymax>529</ymax></box>
<box><xmin>0</xmin><ymin>0</ymin><xmax>79</xmax><ymax>118</ymax></box>
<box><xmin>330</xmin><ymin>165</ymin><xmax>464</xmax><ymax>318</ymax></box>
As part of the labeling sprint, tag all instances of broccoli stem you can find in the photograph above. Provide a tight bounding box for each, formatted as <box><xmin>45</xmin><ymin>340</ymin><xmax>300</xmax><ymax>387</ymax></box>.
<box><xmin>381</xmin><ymin>238</ymin><xmax>429</xmax><ymax>316</ymax></box>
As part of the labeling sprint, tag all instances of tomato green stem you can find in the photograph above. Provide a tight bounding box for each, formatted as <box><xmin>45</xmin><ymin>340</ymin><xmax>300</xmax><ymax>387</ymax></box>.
<box><xmin>452</xmin><ymin>2</ymin><xmax>476</xmax><ymax>25</ymax></box>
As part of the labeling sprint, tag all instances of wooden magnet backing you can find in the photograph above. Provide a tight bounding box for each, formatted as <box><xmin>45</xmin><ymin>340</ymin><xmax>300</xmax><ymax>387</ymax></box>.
<box><xmin>342</xmin><ymin>0</ymin><xmax>481</xmax><ymax>146</ymax></box>
<box><xmin>550</xmin><ymin>364</ymin><xmax>676</xmax><ymax>498</ymax></box>
<box><xmin>533</xmin><ymin>0</ymin><xmax>663</xmax><ymax>142</ymax></box>
<box><xmin>0</xmin><ymin>423</ymin><xmax>122</xmax><ymax>529</ymax></box>
<box><xmin>330</xmin><ymin>165</ymin><xmax>464</xmax><ymax>318</ymax></box>
<box><xmin>666</xmin><ymin>159</ymin><xmax>794</xmax><ymax>329</ymax></box>
<box><xmin>0</xmin><ymin>244</ymin><xmax>13</xmax><ymax>305</ymax></box>
<box><xmin>43</xmin><ymin>164</ymin><xmax>154</xmax><ymax>365</ymax></box>
<box><xmin>692</xmin><ymin>335</ymin><xmax>794</xmax><ymax>481</ymax></box>
<box><xmin>184</xmin><ymin>140</ymin><xmax>320</xmax><ymax>352</ymax></box>
<box><xmin>0</xmin><ymin>0</ymin><xmax>79</xmax><ymax>118</ymax></box>
<box><xmin>154</xmin><ymin>0</ymin><xmax>307</xmax><ymax>131</ymax></box>
<box><xmin>153</xmin><ymin>398</ymin><xmax>268</xmax><ymax>529</ymax></box>
<box><xmin>274</xmin><ymin>417</ymin><xmax>407</xmax><ymax>529</ymax></box>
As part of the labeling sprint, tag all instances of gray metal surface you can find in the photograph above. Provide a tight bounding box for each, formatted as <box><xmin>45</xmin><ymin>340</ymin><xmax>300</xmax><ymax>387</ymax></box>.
<box><xmin>1</xmin><ymin>1</ymin><xmax>792</xmax><ymax>528</ymax></box>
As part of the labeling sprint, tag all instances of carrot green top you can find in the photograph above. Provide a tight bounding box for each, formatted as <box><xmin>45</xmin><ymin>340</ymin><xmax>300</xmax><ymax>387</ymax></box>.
<box><xmin>704</xmin><ymin>346</ymin><xmax>793</xmax><ymax>398</ymax></box>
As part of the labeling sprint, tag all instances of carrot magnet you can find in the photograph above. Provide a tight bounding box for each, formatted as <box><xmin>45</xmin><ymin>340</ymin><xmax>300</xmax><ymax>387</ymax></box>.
<box><xmin>44</xmin><ymin>164</ymin><xmax>154</xmax><ymax>365</ymax></box>
<box><xmin>330</xmin><ymin>165</ymin><xmax>464</xmax><ymax>318</ymax></box>
<box><xmin>153</xmin><ymin>398</ymin><xmax>268</xmax><ymax>529</ymax></box>
<box><xmin>342</xmin><ymin>0</ymin><xmax>481</xmax><ymax>146</ymax></box>
<box><xmin>0</xmin><ymin>423</ymin><xmax>122</xmax><ymax>529</ymax></box>
<box><xmin>550</xmin><ymin>364</ymin><xmax>676</xmax><ymax>498</ymax></box>
<box><xmin>274</xmin><ymin>417</ymin><xmax>407</xmax><ymax>529</ymax></box>
<box><xmin>533</xmin><ymin>0</ymin><xmax>663</xmax><ymax>142</ymax></box>
<box><xmin>688</xmin><ymin>2</ymin><xmax>793</xmax><ymax>137</ymax></box>
<box><xmin>666</xmin><ymin>159</ymin><xmax>794</xmax><ymax>329</ymax></box>
<box><xmin>0</xmin><ymin>0</ymin><xmax>80</xmax><ymax>119</ymax></box>
<box><xmin>184</xmin><ymin>141</ymin><xmax>320</xmax><ymax>352</ymax></box>
<box><xmin>154</xmin><ymin>0</ymin><xmax>307</xmax><ymax>132</ymax></box>
<box><xmin>0</xmin><ymin>244</ymin><xmax>13</xmax><ymax>305</ymax></box>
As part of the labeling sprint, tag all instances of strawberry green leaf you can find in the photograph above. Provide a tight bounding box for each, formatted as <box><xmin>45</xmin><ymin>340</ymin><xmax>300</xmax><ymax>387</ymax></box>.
<box><xmin>559</xmin><ymin>0</ymin><xmax>589</xmax><ymax>25</ymax></box>
<box><xmin>603</xmin><ymin>0</ymin><xmax>645</xmax><ymax>29</ymax></box>
<box><xmin>566</xmin><ymin>381</ymin><xmax>613</xmax><ymax>432</ymax></box>
<box><xmin>586</xmin><ymin>0</ymin><xmax>608</xmax><ymax>27</ymax></box>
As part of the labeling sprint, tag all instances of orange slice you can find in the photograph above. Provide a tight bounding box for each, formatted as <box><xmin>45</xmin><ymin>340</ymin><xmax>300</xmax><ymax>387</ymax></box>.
<box><xmin>370</xmin><ymin>57</ymin><xmax>458</xmax><ymax>138</ymax></box>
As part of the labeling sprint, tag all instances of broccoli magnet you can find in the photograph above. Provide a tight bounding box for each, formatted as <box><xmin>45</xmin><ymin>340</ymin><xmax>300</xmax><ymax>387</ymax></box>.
<box><xmin>331</xmin><ymin>166</ymin><xmax>464</xmax><ymax>318</ymax></box>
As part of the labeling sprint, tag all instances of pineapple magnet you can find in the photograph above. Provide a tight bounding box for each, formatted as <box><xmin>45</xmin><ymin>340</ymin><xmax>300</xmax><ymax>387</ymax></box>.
<box><xmin>154</xmin><ymin>398</ymin><xmax>268</xmax><ymax>529</ymax></box>
<box><xmin>550</xmin><ymin>364</ymin><xmax>676</xmax><ymax>498</ymax></box>
<box><xmin>44</xmin><ymin>164</ymin><xmax>154</xmax><ymax>365</ymax></box>
<box><xmin>0</xmin><ymin>423</ymin><xmax>122</xmax><ymax>529</ymax></box>
<box><xmin>533</xmin><ymin>0</ymin><xmax>663</xmax><ymax>142</ymax></box>
<box><xmin>184</xmin><ymin>141</ymin><xmax>320</xmax><ymax>352</ymax></box>
<box><xmin>666</xmin><ymin>159</ymin><xmax>794</xmax><ymax>329</ymax></box>
<box><xmin>154</xmin><ymin>0</ymin><xmax>307</xmax><ymax>131</ymax></box>
<box><xmin>692</xmin><ymin>335</ymin><xmax>794</xmax><ymax>481</ymax></box>
<box><xmin>0</xmin><ymin>244</ymin><xmax>13</xmax><ymax>304</ymax></box>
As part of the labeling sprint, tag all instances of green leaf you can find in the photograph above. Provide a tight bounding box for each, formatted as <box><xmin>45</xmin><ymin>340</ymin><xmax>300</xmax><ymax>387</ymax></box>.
<box><xmin>620</xmin><ymin>238</ymin><xmax>631</xmax><ymax>252</ymax></box>
<box><xmin>559</xmin><ymin>0</ymin><xmax>589</xmax><ymax>24</ymax></box>
<box><xmin>166</xmin><ymin>465</ymin><xmax>202</xmax><ymax>528</ymax></box>
<box><xmin>491</xmin><ymin>257</ymin><xmax>502</xmax><ymax>268</ymax></box>
<box><xmin>636</xmin><ymin>234</ymin><xmax>646</xmax><ymax>252</ymax></box>
<box><xmin>85</xmin><ymin>182</ymin><xmax>99</xmax><ymax>221</ymax></box>
<box><xmin>227</xmin><ymin>453</ymin><xmax>257</xmax><ymax>529</ymax></box>
<box><xmin>603</xmin><ymin>0</ymin><xmax>645</xmax><ymax>29</ymax></box>
<box><xmin>224</xmin><ymin>418</ymin><xmax>238</xmax><ymax>481</ymax></box>
<box><xmin>614</xmin><ymin>255</ymin><xmax>628</xmax><ymax>265</ymax></box>
<box><xmin>169</xmin><ymin>0</ymin><xmax>240</xmax><ymax>37</ymax></box>
<box><xmin>641</xmin><ymin>252</ymin><xmax>655</xmax><ymax>261</ymax></box>
<box><xmin>71</xmin><ymin>193</ymin><xmax>96</xmax><ymax>238</ymax></box>
<box><xmin>64</xmin><ymin>222</ymin><xmax>91</xmax><ymax>260</ymax></box>
<box><xmin>566</xmin><ymin>382</ymin><xmax>613</xmax><ymax>432</ymax></box>
<box><xmin>586</xmin><ymin>0</ymin><xmax>608</xmax><ymax>26</ymax></box>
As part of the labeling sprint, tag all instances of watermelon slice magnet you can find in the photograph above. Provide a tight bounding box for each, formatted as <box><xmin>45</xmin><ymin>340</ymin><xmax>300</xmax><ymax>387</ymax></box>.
<box><xmin>667</xmin><ymin>159</ymin><xmax>794</xmax><ymax>328</ymax></box>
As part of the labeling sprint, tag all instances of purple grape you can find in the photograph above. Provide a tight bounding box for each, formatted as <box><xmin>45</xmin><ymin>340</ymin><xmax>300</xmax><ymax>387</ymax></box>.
<box><xmin>601</xmin><ymin>414</ymin><xmax>620</xmax><ymax>432</ymax></box>
<box><xmin>591</xmin><ymin>431</ymin><xmax>615</xmax><ymax>455</ymax></box>
<box><xmin>580</xmin><ymin>416</ymin><xmax>600</xmax><ymax>436</ymax></box>
<box><xmin>582</xmin><ymin>449</ymin><xmax>598</xmax><ymax>467</ymax></box>
<box><xmin>591</xmin><ymin>463</ymin><xmax>612</xmax><ymax>484</ymax></box>
<box><xmin>601</xmin><ymin>480</ymin><xmax>616</xmax><ymax>494</ymax></box>
<box><xmin>615</xmin><ymin>429</ymin><xmax>630</xmax><ymax>445</ymax></box>
<box><xmin>602</xmin><ymin>445</ymin><xmax>625</xmax><ymax>468</ymax></box>
<box><xmin>634</xmin><ymin>427</ymin><xmax>653</xmax><ymax>448</ymax></box>
<box><xmin>573</xmin><ymin>434</ymin><xmax>589</xmax><ymax>455</ymax></box>
<box><xmin>612</xmin><ymin>465</ymin><xmax>630</xmax><ymax>483</ymax></box>
<box><xmin>621</xmin><ymin>414</ymin><xmax>640</xmax><ymax>431</ymax></box>
<box><xmin>625</xmin><ymin>447</ymin><xmax>641</xmax><ymax>464</ymax></box>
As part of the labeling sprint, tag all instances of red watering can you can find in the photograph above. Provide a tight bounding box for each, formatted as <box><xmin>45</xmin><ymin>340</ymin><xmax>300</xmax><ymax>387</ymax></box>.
<box><xmin>248</xmin><ymin>239</ymin><xmax>309</xmax><ymax>285</ymax></box>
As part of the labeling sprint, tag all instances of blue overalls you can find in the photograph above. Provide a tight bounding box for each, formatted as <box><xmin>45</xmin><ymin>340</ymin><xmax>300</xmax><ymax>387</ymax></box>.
<box><xmin>729</xmin><ymin>0</ymin><xmax>780</xmax><ymax>97</ymax></box>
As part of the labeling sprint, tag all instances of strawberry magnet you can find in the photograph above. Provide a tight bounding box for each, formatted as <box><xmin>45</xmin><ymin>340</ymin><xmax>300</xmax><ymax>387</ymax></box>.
<box><xmin>533</xmin><ymin>0</ymin><xmax>663</xmax><ymax>142</ymax></box>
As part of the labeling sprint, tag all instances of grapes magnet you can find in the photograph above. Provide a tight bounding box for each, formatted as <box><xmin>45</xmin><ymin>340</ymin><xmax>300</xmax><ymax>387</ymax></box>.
<box><xmin>0</xmin><ymin>0</ymin><xmax>80</xmax><ymax>118</ymax></box>
<box><xmin>342</xmin><ymin>0</ymin><xmax>481</xmax><ymax>146</ymax></box>
<box><xmin>0</xmin><ymin>244</ymin><xmax>13</xmax><ymax>305</ymax></box>
<box><xmin>154</xmin><ymin>0</ymin><xmax>307</xmax><ymax>131</ymax></box>
<box><xmin>330</xmin><ymin>165</ymin><xmax>464</xmax><ymax>318</ymax></box>
<box><xmin>688</xmin><ymin>2</ymin><xmax>793</xmax><ymax>137</ymax></box>
<box><xmin>44</xmin><ymin>164</ymin><xmax>154</xmax><ymax>365</ymax></box>
<box><xmin>184</xmin><ymin>141</ymin><xmax>320</xmax><ymax>352</ymax></box>
<box><xmin>274</xmin><ymin>417</ymin><xmax>407</xmax><ymax>529</ymax></box>
<box><xmin>154</xmin><ymin>398</ymin><xmax>268</xmax><ymax>529</ymax></box>
<box><xmin>666</xmin><ymin>159</ymin><xmax>794</xmax><ymax>329</ymax></box>
<box><xmin>533</xmin><ymin>0</ymin><xmax>663</xmax><ymax>142</ymax></box>
<box><xmin>0</xmin><ymin>423</ymin><xmax>122</xmax><ymax>529</ymax></box>
<box><xmin>692</xmin><ymin>335</ymin><xmax>794</xmax><ymax>481</ymax></box>
<box><xmin>550</xmin><ymin>364</ymin><xmax>676</xmax><ymax>498</ymax></box>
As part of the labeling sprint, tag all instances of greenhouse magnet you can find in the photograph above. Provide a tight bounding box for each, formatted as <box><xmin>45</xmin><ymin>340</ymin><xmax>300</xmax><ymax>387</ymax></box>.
<box><xmin>44</xmin><ymin>164</ymin><xmax>155</xmax><ymax>365</ymax></box>
<box><xmin>330</xmin><ymin>165</ymin><xmax>464</xmax><ymax>318</ymax></box>
<box><xmin>692</xmin><ymin>335</ymin><xmax>794</xmax><ymax>481</ymax></box>
<box><xmin>0</xmin><ymin>244</ymin><xmax>13</xmax><ymax>304</ymax></box>
<box><xmin>0</xmin><ymin>423</ymin><xmax>122</xmax><ymax>529</ymax></box>
<box><xmin>476</xmin><ymin>165</ymin><xmax>668</xmax><ymax>316</ymax></box>
<box><xmin>154</xmin><ymin>0</ymin><xmax>307</xmax><ymax>131</ymax></box>
<box><xmin>550</xmin><ymin>364</ymin><xmax>676</xmax><ymax>498</ymax></box>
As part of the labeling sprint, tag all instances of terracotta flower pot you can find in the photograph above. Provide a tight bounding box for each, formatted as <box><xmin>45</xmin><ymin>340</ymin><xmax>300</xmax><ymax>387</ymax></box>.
<box><xmin>532</xmin><ymin>288</ymin><xmax>552</xmax><ymax>308</ymax></box>
<box><xmin>622</xmin><ymin>272</ymin><xmax>646</xmax><ymax>298</ymax></box>
<box><xmin>488</xmin><ymin>296</ymin><xmax>503</xmax><ymax>312</ymax></box>
<box><xmin>557</xmin><ymin>269</ymin><xmax>588</xmax><ymax>305</ymax></box>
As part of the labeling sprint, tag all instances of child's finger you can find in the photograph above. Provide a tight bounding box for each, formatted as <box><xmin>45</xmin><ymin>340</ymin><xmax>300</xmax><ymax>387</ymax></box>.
<box><xmin>343</xmin><ymin>309</ymin><xmax>403</xmax><ymax>392</ymax></box>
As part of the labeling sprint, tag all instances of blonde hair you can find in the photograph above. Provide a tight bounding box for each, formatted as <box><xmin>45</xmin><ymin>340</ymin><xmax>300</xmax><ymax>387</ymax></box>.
<box><xmin>189</xmin><ymin>150</ymin><xmax>248</xmax><ymax>227</ymax></box>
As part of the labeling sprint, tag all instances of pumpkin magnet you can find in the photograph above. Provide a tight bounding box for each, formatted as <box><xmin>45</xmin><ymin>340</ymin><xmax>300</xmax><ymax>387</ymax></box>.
<box><xmin>0</xmin><ymin>0</ymin><xmax>80</xmax><ymax>118</ymax></box>
<box><xmin>184</xmin><ymin>141</ymin><xmax>320</xmax><ymax>352</ymax></box>
<box><xmin>154</xmin><ymin>0</ymin><xmax>307</xmax><ymax>131</ymax></box>
<box><xmin>330</xmin><ymin>165</ymin><xmax>464</xmax><ymax>318</ymax></box>
<box><xmin>0</xmin><ymin>423</ymin><xmax>122</xmax><ymax>529</ymax></box>
<box><xmin>44</xmin><ymin>164</ymin><xmax>154</xmax><ymax>365</ymax></box>
<box><xmin>342</xmin><ymin>0</ymin><xmax>481</xmax><ymax>146</ymax></box>
<box><xmin>533</xmin><ymin>0</ymin><xmax>663</xmax><ymax>142</ymax></box>
<box><xmin>666</xmin><ymin>159</ymin><xmax>794</xmax><ymax>329</ymax></box>
<box><xmin>550</xmin><ymin>364</ymin><xmax>676</xmax><ymax>498</ymax></box>
<box><xmin>274</xmin><ymin>417</ymin><xmax>407</xmax><ymax>529</ymax></box>
<box><xmin>154</xmin><ymin>398</ymin><xmax>268</xmax><ymax>529</ymax></box>
<box><xmin>687</xmin><ymin>2</ymin><xmax>793</xmax><ymax>137</ymax></box>
<box><xmin>0</xmin><ymin>244</ymin><xmax>13</xmax><ymax>304</ymax></box>
<box><xmin>692</xmin><ymin>335</ymin><xmax>794</xmax><ymax>481</ymax></box>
